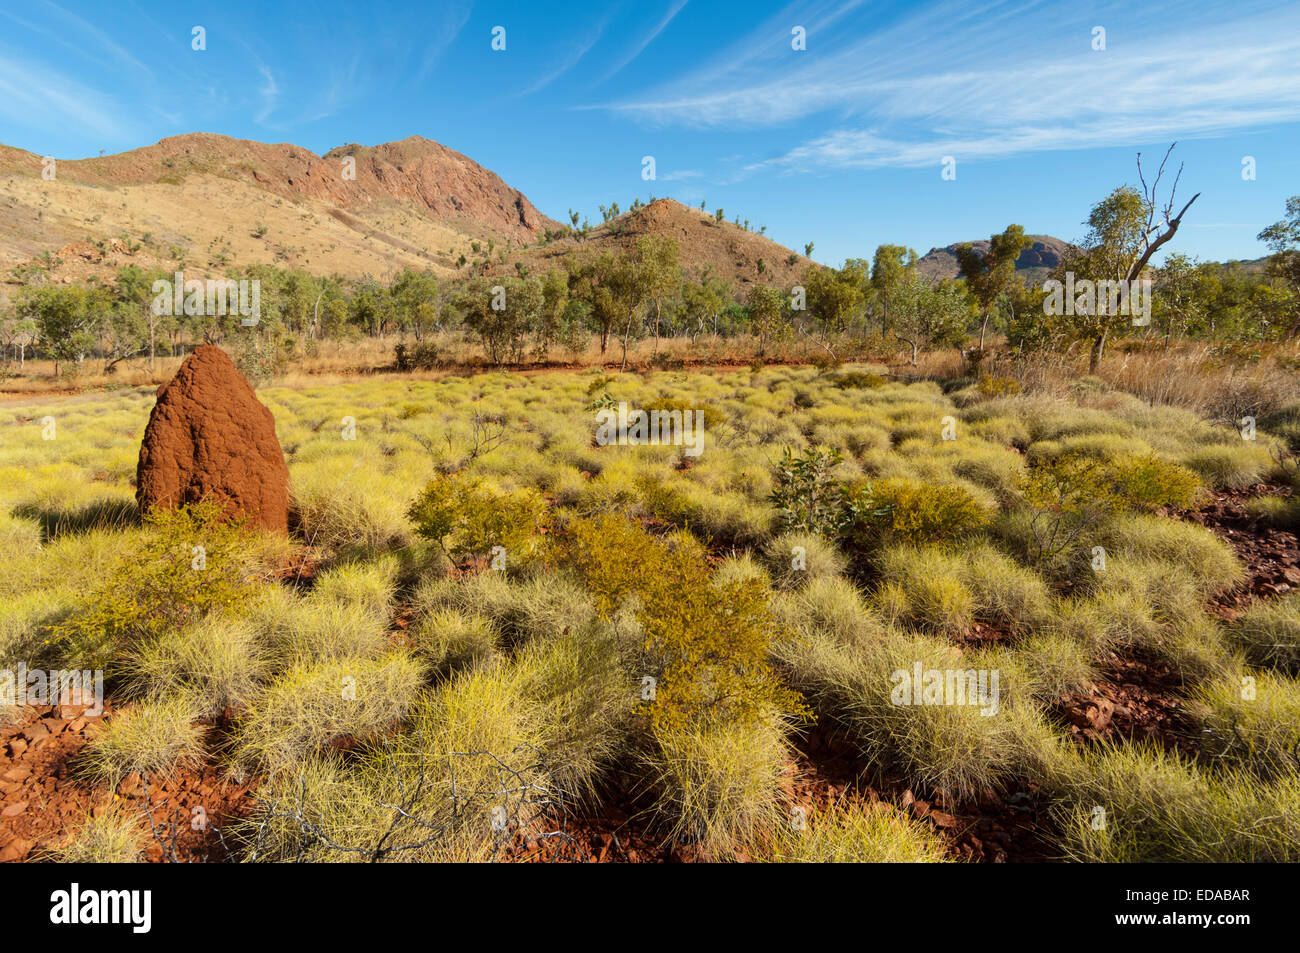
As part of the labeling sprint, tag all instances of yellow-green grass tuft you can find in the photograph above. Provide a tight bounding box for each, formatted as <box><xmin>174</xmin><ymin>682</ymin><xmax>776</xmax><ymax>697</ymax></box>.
<box><xmin>82</xmin><ymin>695</ymin><xmax>207</xmax><ymax>783</ymax></box>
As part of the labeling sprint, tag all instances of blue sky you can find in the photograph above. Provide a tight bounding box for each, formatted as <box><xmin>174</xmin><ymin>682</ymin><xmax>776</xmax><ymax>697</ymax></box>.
<box><xmin>1</xmin><ymin>0</ymin><xmax>1298</xmax><ymax>267</ymax></box>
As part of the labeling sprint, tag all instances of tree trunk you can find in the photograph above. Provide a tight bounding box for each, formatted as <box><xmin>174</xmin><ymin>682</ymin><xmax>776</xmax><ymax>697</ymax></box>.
<box><xmin>978</xmin><ymin>310</ymin><xmax>989</xmax><ymax>350</ymax></box>
<box><xmin>619</xmin><ymin>311</ymin><xmax>635</xmax><ymax>371</ymax></box>
<box><xmin>1089</xmin><ymin>331</ymin><xmax>1107</xmax><ymax>373</ymax></box>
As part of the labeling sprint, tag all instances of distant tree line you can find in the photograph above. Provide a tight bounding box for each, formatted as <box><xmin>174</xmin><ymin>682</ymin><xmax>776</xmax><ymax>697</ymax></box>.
<box><xmin>3</xmin><ymin>179</ymin><xmax>1298</xmax><ymax>377</ymax></box>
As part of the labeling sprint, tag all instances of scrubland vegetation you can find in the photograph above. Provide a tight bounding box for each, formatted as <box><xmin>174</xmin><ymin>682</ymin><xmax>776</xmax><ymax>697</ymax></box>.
<box><xmin>4</xmin><ymin>358</ymin><xmax>1298</xmax><ymax>862</ymax></box>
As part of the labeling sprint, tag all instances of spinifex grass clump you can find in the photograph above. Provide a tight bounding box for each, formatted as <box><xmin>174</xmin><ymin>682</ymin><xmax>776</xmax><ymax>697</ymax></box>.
<box><xmin>51</xmin><ymin>811</ymin><xmax>147</xmax><ymax>864</ymax></box>
<box><xmin>82</xmin><ymin>693</ymin><xmax>206</xmax><ymax>782</ymax></box>
<box><xmin>758</xmin><ymin>802</ymin><xmax>950</xmax><ymax>863</ymax></box>
<box><xmin>1225</xmin><ymin>592</ymin><xmax>1300</xmax><ymax>674</ymax></box>
<box><xmin>1050</xmin><ymin>742</ymin><xmax>1300</xmax><ymax>863</ymax></box>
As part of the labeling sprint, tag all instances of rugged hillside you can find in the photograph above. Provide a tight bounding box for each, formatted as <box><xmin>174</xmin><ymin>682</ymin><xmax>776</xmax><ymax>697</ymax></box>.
<box><xmin>916</xmin><ymin>234</ymin><xmax>1075</xmax><ymax>286</ymax></box>
<box><xmin>499</xmin><ymin>198</ymin><xmax>813</xmax><ymax>289</ymax></box>
<box><xmin>0</xmin><ymin>133</ymin><xmax>559</xmax><ymax>283</ymax></box>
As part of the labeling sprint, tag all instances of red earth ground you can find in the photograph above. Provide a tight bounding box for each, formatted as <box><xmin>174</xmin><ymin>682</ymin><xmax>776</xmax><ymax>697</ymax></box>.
<box><xmin>3</xmin><ymin>485</ymin><xmax>1294</xmax><ymax>863</ymax></box>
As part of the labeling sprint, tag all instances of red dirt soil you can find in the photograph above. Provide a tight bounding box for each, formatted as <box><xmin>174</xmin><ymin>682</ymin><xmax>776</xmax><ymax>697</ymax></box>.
<box><xmin>1177</xmin><ymin>483</ymin><xmax>1300</xmax><ymax>615</ymax></box>
<box><xmin>1054</xmin><ymin>483</ymin><xmax>1300</xmax><ymax>753</ymax></box>
<box><xmin>0</xmin><ymin>703</ymin><xmax>257</xmax><ymax>863</ymax></box>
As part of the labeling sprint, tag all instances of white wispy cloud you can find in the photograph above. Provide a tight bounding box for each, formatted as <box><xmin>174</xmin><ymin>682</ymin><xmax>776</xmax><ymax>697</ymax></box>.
<box><xmin>256</xmin><ymin>65</ymin><xmax>280</xmax><ymax>124</ymax></box>
<box><xmin>597</xmin><ymin>0</ymin><xmax>690</xmax><ymax>83</ymax></box>
<box><xmin>0</xmin><ymin>54</ymin><xmax>131</xmax><ymax>141</ymax></box>
<box><xmin>416</xmin><ymin>2</ymin><xmax>474</xmax><ymax>82</ymax></box>
<box><xmin>34</xmin><ymin>0</ymin><xmax>154</xmax><ymax>79</ymax></box>
<box><xmin>606</xmin><ymin>0</ymin><xmax>1300</xmax><ymax>174</ymax></box>
<box><xmin>521</xmin><ymin>15</ymin><xmax>613</xmax><ymax>95</ymax></box>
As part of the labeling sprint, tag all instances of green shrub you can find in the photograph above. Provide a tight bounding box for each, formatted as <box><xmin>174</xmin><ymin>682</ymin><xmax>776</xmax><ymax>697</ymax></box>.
<box><xmin>844</xmin><ymin>478</ymin><xmax>989</xmax><ymax>549</ymax></box>
<box><xmin>1018</xmin><ymin>452</ymin><xmax>1121</xmax><ymax>544</ymax></box>
<box><xmin>562</xmin><ymin>513</ymin><xmax>668</xmax><ymax>615</ymax></box>
<box><xmin>835</xmin><ymin>371</ymin><xmax>886</xmax><ymax>390</ymax></box>
<box><xmin>408</xmin><ymin>472</ymin><xmax>548</xmax><ymax>565</ymax></box>
<box><xmin>1012</xmin><ymin>452</ymin><xmax>1199</xmax><ymax>567</ymax></box>
<box><xmin>769</xmin><ymin>446</ymin><xmax>849</xmax><ymax>536</ymax></box>
<box><xmin>49</xmin><ymin>502</ymin><xmax>265</xmax><ymax>667</ymax></box>
<box><xmin>1107</xmin><ymin>454</ymin><xmax>1203</xmax><ymax>511</ymax></box>
<box><xmin>393</xmin><ymin>341</ymin><xmax>440</xmax><ymax>371</ymax></box>
<box><xmin>976</xmin><ymin>373</ymin><xmax>1021</xmax><ymax>398</ymax></box>
<box><xmin>643</xmin><ymin>396</ymin><xmax>726</xmax><ymax>429</ymax></box>
<box><xmin>571</xmin><ymin>514</ymin><xmax>805</xmax><ymax>735</ymax></box>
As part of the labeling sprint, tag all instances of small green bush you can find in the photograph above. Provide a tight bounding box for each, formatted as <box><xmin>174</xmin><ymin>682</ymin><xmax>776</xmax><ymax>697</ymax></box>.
<box><xmin>408</xmin><ymin>472</ymin><xmax>548</xmax><ymax>565</ymax></box>
<box><xmin>50</xmin><ymin>502</ymin><xmax>265</xmax><ymax>667</ymax></box>
<box><xmin>976</xmin><ymin>373</ymin><xmax>1021</xmax><ymax>398</ymax></box>
<box><xmin>835</xmin><ymin>371</ymin><xmax>886</xmax><ymax>390</ymax></box>
<box><xmin>769</xmin><ymin>446</ymin><xmax>849</xmax><ymax>537</ymax></box>
<box><xmin>843</xmin><ymin>478</ymin><xmax>989</xmax><ymax>549</ymax></box>
<box><xmin>1107</xmin><ymin>454</ymin><xmax>1203</xmax><ymax>511</ymax></box>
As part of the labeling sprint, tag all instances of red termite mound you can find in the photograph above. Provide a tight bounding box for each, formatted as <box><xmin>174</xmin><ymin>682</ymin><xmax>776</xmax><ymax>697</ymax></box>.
<box><xmin>136</xmin><ymin>344</ymin><xmax>290</xmax><ymax>533</ymax></box>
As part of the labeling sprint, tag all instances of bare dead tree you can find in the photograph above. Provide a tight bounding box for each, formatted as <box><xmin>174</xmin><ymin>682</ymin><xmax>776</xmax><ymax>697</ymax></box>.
<box><xmin>414</xmin><ymin>411</ymin><xmax>508</xmax><ymax>472</ymax></box>
<box><xmin>1130</xmin><ymin>143</ymin><xmax>1200</xmax><ymax>283</ymax></box>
